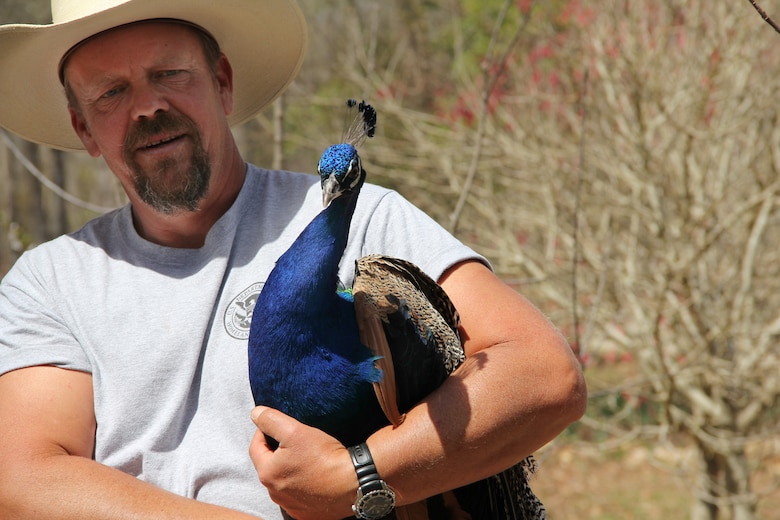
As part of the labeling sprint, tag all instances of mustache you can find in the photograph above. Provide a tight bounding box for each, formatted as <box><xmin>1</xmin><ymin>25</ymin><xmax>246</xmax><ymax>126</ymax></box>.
<box><xmin>123</xmin><ymin>111</ymin><xmax>200</xmax><ymax>155</ymax></box>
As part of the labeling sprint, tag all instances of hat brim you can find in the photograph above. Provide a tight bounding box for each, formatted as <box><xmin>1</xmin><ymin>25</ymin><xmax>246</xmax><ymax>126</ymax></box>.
<box><xmin>0</xmin><ymin>0</ymin><xmax>307</xmax><ymax>151</ymax></box>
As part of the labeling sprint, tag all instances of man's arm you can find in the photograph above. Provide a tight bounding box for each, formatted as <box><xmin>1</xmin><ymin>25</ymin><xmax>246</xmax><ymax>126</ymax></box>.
<box><xmin>0</xmin><ymin>366</ymin><xmax>260</xmax><ymax>520</ymax></box>
<box><xmin>251</xmin><ymin>260</ymin><xmax>587</xmax><ymax>519</ymax></box>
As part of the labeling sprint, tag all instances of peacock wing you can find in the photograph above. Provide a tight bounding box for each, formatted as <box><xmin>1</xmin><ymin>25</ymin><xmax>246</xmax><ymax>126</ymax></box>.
<box><xmin>353</xmin><ymin>254</ymin><xmax>464</xmax><ymax>417</ymax></box>
<box><xmin>353</xmin><ymin>255</ymin><xmax>547</xmax><ymax>519</ymax></box>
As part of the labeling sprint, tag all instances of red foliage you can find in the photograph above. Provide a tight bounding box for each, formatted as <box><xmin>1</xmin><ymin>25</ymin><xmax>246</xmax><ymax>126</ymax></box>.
<box><xmin>559</xmin><ymin>0</ymin><xmax>596</xmax><ymax>27</ymax></box>
<box><xmin>516</xmin><ymin>0</ymin><xmax>533</xmax><ymax>15</ymax></box>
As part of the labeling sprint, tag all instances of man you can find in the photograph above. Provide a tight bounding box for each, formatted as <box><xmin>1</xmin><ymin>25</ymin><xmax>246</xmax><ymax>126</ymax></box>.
<box><xmin>0</xmin><ymin>1</ymin><xmax>587</xmax><ymax>519</ymax></box>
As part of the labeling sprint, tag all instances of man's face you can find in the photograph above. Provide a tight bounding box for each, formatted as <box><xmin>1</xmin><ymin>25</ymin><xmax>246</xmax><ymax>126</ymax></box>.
<box><xmin>63</xmin><ymin>22</ymin><xmax>234</xmax><ymax>214</ymax></box>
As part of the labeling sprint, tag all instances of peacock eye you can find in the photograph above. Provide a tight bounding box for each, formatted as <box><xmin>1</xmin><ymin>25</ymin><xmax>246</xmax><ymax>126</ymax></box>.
<box><xmin>347</xmin><ymin>157</ymin><xmax>362</xmax><ymax>187</ymax></box>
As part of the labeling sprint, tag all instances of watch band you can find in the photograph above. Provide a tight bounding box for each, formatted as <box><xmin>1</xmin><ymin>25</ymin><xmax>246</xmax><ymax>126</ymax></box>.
<box><xmin>348</xmin><ymin>443</ymin><xmax>396</xmax><ymax>519</ymax></box>
<box><xmin>348</xmin><ymin>443</ymin><xmax>383</xmax><ymax>492</ymax></box>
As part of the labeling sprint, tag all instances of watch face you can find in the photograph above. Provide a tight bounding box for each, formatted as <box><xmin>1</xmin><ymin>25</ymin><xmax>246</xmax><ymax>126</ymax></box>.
<box><xmin>356</xmin><ymin>488</ymin><xmax>395</xmax><ymax>519</ymax></box>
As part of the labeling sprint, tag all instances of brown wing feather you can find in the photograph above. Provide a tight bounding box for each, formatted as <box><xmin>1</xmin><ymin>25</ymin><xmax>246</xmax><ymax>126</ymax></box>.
<box><xmin>354</xmin><ymin>254</ymin><xmax>464</xmax><ymax>376</ymax></box>
<box><xmin>353</xmin><ymin>290</ymin><xmax>404</xmax><ymax>427</ymax></box>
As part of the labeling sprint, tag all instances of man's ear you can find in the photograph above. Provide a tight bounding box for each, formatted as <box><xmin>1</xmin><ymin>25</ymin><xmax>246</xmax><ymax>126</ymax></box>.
<box><xmin>215</xmin><ymin>54</ymin><xmax>234</xmax><ymax>116</ymax></box>
<box><xmin>69</xmin><ymin>107</ymin><xmax>101</xmax><ymax>157</ymax></box>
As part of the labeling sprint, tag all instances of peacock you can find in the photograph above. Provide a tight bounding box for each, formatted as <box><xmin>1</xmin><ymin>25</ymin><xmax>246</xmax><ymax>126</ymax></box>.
<box><xmin>247</xmin><ymin>99</ymin><xmax>546</xmax><ymax>519</ymax></box>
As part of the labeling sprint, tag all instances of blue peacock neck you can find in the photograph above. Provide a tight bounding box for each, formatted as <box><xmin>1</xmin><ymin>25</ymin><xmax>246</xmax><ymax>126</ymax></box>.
<box><xmin>271</xmin><ymin>171</ymin><xmax>365</xmax><ymax>302</ymax></box>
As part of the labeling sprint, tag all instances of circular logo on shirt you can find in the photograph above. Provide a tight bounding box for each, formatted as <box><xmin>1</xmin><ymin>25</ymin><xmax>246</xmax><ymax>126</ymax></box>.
<box><xmin>224</xmin><ymin>282</ymin><xmax>264</xmax><ymax>339</ymax></box>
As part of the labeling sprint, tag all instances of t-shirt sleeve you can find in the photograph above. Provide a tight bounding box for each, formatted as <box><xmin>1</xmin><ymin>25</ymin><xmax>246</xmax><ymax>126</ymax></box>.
<box><xmin>343</xmin><ymin>188</ymin><xmax>490</xmax><ymax>284</ymax></box>
<box><xmin>0</xmin><ymin>252</ymin><xmax>92</xmax><ymax>377</ymax></box>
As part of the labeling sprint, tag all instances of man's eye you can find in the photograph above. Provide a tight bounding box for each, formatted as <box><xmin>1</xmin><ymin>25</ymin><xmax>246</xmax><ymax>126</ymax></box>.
<box><xmin>101</xmin><ymin>87</ymin><xmax>121</xmax><ymax>99</ymax></box>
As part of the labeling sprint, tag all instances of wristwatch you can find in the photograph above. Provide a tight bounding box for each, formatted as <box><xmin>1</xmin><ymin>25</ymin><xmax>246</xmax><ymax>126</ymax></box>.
<box><xmin>348</xmin><ymin>443</ymin><xmax>396</xmax><ymax>519</ymax></box>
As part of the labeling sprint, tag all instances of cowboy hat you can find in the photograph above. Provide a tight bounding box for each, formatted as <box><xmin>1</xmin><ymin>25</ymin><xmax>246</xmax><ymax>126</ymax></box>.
<box><xmin>0</xmin><ymin>0</ymin><xmax>308</xmax><ymax>151</ymax></box>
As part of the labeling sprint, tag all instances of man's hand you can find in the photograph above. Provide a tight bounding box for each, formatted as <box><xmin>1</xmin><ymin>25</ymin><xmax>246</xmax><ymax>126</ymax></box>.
<box><xmin>250</xmin><ymin>406</ymin><xmax>357</xmax><ymax>520</ymax></box>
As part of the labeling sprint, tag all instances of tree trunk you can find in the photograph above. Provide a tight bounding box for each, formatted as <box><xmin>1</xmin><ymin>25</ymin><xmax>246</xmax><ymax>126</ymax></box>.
<box><xmin>691</xmin><ymin>440</ymin><xmax>756</xmax><ymax>520</ymax></box>
<box><xmin>52</xmin><ymin>149</ymin><xmax>69</xmax><ymax>236</ymax></box>
<box><xmin>272</xmin><ymin>95</ymin><xmax>285</xmax><ymax>171</ymax></box>
<box><xmin>0</xmin><ymin>135</ymin><xmax>11</xmax><ymax>274</ymax></box>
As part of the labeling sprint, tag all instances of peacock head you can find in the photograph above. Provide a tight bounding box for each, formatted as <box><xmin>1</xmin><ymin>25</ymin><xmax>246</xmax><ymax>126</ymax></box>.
<box><xmin>316</xmin><ymin>99</ymin><xmax>377</xmax><ymax>208</ymax></box>
<box><xmin>318</xmin><ymin>143</ymin><xmax>363</xmax><ymax>208</ymax></box>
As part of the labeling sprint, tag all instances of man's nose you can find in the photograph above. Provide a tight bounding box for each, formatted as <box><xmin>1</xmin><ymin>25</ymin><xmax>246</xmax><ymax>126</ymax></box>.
<box><xmin>130</xmin><ymin>84</ymin><xmax>170</xmax><ymax>120</ymax></box>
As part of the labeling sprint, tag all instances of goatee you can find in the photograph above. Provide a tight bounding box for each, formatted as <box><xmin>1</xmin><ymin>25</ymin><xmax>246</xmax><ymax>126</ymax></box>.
<box><xmin>123</xmin><ymin>111</ymin><xmax>211</xmax><ymax>215</ymax></box>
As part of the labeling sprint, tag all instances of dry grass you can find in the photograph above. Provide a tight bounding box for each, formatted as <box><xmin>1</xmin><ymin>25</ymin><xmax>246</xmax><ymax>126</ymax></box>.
<box><xmin>531</xmin><ymin>439</ymin><xmax>780</xmax><ymax>519</ymax></box>
<box><xmin>532</xmin><ymin>441</ymin><xmax>693</xmax><ymax>519</ymax></box>
<box><xmin>528</xmin><ymin>361</ymin><xmax>780</xmax><ymax>519</ymax></box>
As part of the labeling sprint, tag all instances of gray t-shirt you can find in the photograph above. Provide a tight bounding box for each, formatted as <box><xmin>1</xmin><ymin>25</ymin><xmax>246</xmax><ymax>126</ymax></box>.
<box><xmin>0</xmin><ymin>164</ymin><xmax>484</xmax><ymax>518</ymax></box>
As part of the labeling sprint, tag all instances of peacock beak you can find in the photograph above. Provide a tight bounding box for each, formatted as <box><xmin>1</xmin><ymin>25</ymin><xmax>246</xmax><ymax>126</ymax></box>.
<box><xmin>321</xmin><ymin>173</ymin><xmax>342</xmax><ymax>208</ymax></box>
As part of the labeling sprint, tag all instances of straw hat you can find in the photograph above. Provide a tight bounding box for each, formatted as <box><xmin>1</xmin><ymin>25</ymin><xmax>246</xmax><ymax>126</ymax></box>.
<box><xmin>0</xmin><ymin>0</ymin><xmax>308</xmax><ymax>151</ymax></box>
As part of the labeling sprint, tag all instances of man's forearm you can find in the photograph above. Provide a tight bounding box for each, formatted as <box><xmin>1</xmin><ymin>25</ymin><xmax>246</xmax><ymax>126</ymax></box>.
<box><xmin>365</xmin><ymin>339</ymin><xmax>585</xmax><ymax>507</ymax></box>
<box><xmin>0</xmin><ymin>453</ymin><xmax>260</xmax><ymax>520</ymax></box>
